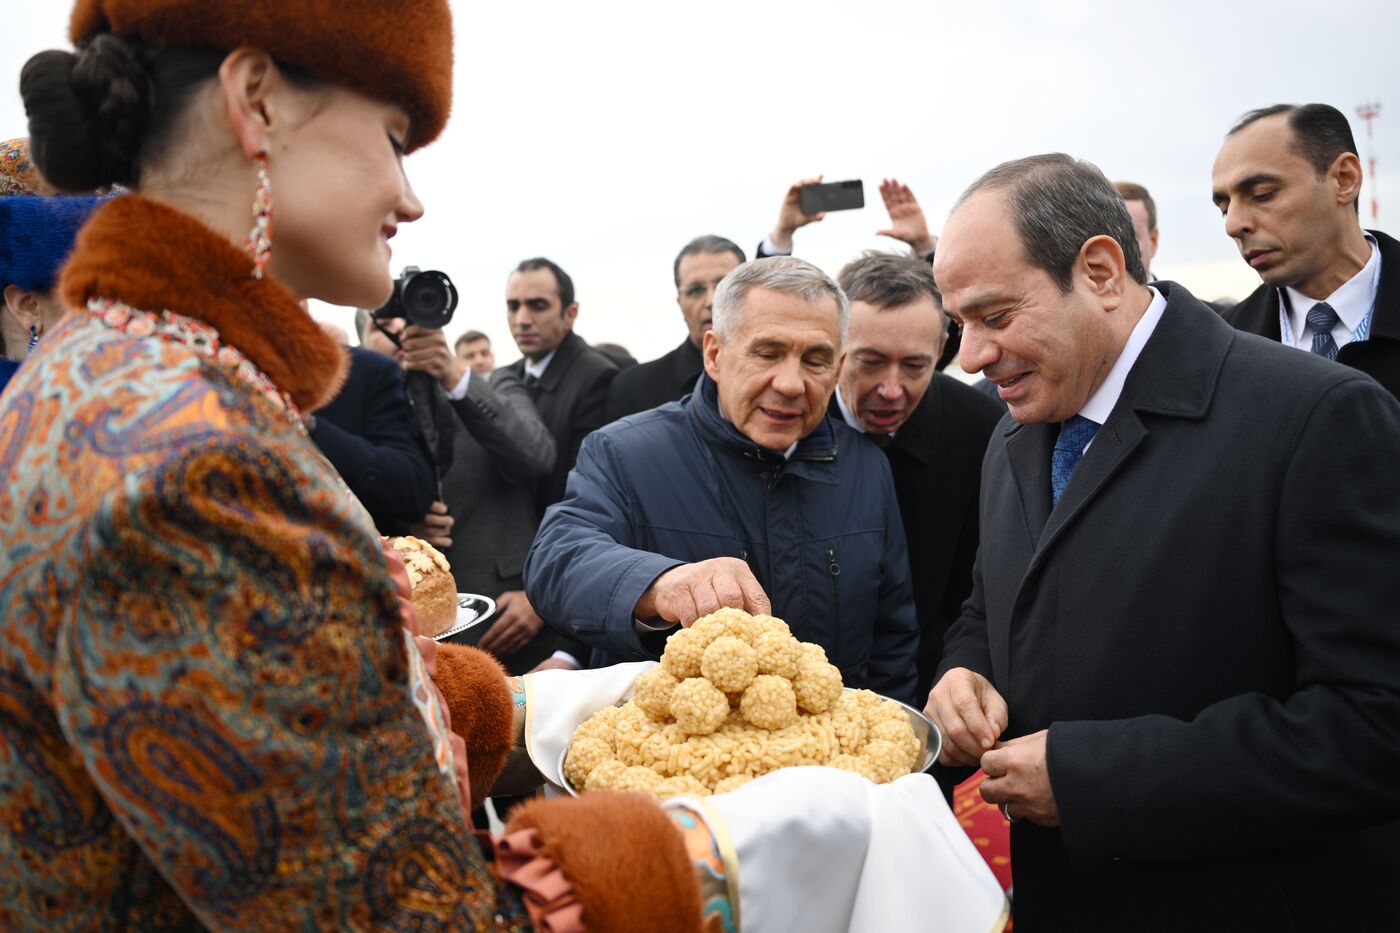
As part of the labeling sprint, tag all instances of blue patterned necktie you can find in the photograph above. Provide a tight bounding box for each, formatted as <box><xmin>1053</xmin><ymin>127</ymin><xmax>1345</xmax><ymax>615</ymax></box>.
<box><xmin>1051</xmin><ymin>415</ymin><xmax>1100</xmax><ymax>506</ymax></box>
<box><xmin>1307</xmin><ymin>302</ymin><xmax>1340</xmax><ymax>361</ymax></box>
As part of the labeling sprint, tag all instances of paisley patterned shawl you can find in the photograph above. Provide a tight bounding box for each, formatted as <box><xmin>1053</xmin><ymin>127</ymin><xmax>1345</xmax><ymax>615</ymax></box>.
<box><xmin>0</xmin><ymin>195</ymin><xmax>523</xmax><ymax>931</ymax></box>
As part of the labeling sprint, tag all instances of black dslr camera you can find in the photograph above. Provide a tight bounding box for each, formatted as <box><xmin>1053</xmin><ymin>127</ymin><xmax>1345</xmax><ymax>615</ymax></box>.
<box><xmin>373</xmin><ymin>266</ymin><xmax>459</xmax><ymax>330</ymax></box>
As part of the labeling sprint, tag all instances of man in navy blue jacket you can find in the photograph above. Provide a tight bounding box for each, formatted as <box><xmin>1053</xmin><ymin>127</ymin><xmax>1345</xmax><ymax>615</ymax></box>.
<box><xmin>525</xmin><ymin>257</ymin><xmax>919</xmax><ymax>703</ymax></box>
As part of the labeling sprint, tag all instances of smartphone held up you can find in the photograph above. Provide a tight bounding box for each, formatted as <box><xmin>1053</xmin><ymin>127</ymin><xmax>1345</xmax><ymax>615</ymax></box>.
<box><xmin>799</xmin><ymin>179</ymin><xmax>864</xmax><ymax>216</ymax></box>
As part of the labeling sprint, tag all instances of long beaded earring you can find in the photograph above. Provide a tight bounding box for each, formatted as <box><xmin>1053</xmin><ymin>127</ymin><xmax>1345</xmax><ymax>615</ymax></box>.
<box><xmin>244</xmin><ymin>150</ymin><xmax>273</xmax><ymax>279</ymax></box>
<box><xmin>27</xmin><ymin>324</ymin><xmax>40</xmax><ymax>354</ymax></box>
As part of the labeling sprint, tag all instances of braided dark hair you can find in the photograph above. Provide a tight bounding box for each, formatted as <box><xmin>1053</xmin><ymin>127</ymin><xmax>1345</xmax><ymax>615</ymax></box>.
<box><xmin>21</xmin><ymin>35</ymin><xmax>227</xmax><ymax>192</ymax></box>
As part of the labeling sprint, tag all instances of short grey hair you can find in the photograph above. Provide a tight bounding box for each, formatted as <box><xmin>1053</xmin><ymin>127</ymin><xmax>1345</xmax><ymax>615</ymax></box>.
<box><xmin>712</xmin><ymin>256</ymin><xmax>850</xmax><ymax>342</ymax></box>
<box><xmin>954</xmin><ymin>153</ymin><xmax>1146</xmax><ymax>292</ymax></box>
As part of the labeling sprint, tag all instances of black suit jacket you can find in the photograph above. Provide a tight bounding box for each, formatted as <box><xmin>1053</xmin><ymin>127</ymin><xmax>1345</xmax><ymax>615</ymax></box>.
<box><xmin>1225</xmin><ymin>228</ymin><xmax>1400</xmax><ymax>400</ymax></box>
<box><xmin>940</xmin><ymin>283</ymin><xmax>1400</xmax><ymax>930</ymax></box>
<box><xmin>499</xmin><ymin>330</ymin><xmax>618</xmax><ymax>513</ymax></box>
<box><xmin>828</xmin><ymin>376</ymin><xmax>1002</xmax><ymax>702</ymax></box>
<box><xmin>604</xmin><ymin>337</ymin><xmax>703</xmax><ymax>422</ymax></box>
<box><xmin>311</xmin><ymin>346</ymin><xmax>436</xmax><ymax>535</ymax></box>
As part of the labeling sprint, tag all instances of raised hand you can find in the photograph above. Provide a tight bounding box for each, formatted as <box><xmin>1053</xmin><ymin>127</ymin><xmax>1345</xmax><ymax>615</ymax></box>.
<box><xmin>876</xmin><ymin>178</ymin><xmax>937</xmax><ymax>255</ymax></box>
<box><xmin>770</xmin><ymin>175</ymin><xmax>827</xmax><ymax>252</ymax></box>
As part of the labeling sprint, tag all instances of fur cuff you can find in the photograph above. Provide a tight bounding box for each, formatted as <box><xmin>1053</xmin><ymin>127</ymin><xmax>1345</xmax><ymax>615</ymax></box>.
<box><xmin>506</xmin><ymin>793</ymin><xmax>703</xmax><ymax>933</ymax></box>
<box><xmin>433</xmin><ymin>644</ymin><xmax>515</xmax><ymax>806</ymax></box>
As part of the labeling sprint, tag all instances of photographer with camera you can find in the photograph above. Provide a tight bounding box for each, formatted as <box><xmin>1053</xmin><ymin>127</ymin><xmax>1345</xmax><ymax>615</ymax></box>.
<box><xmin>365</xmin><ymin>267</ymin><xmax>560</xmax><ymax>671</ymax></box>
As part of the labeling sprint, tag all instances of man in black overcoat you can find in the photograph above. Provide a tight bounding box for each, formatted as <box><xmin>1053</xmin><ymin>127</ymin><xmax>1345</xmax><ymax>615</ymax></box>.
<box><xmin>926</xmin><ymin>153</ymin><xmax>1400</xmax><ymax>931</ymax></box>
<box><xmin>1214</xmin><ymin>103</ymin><xmax>1400</xmax><ymax>400</ymax></box>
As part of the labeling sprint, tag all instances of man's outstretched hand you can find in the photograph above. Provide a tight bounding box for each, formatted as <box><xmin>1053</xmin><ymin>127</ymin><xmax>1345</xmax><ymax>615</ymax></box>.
<box><xmin>634</xmin><ymin>557</ymin><xmax>771</xmax><ymax>627</ymax></box>
<box><xmin>876</xmin><ymin>177</ymin><xmax>937</xmax><ymax>256</ymax></box>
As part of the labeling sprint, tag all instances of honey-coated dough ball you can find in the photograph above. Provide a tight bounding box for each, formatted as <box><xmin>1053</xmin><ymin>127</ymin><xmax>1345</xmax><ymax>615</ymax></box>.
<box><xmin>869</xmin><ymin>717</ymin><xmax>919</xmax><ymax>767</ymax></box>
<box><xmin>572</xmin><ymin>704</ymin><xmax>624</xmax><ymax>750</ymax></box>
<box><xmin>793</xmin><ymin>658</ymin><xmax>843</xmax><ymax>713</ymax></box>
<box><xmin>739</xmin><ymin>674</ymin><xmax>799</xmax><ymax>730</ymax></box>
<box><xmin>701</xmin><ymin>636</ymin><xmax>758</xmax><ymax>693</ymax></box>
<box><xmin>859</xmin><ymin>739</ymin><xmax>910</xmax><ymax>783</ymax></box>
<box><xmin>670</xmin><ymin>677</ymin><xmax>730</xmax><ymax>735</ymax></box>
<box><xmin>799</xmin><ymin>642</ymin><xmax>829</xmax><ymax>666</ymax></box>
<box><xmin>752</xmin><ymin>614</ymin><xmax>792</xmax><ymax>639</ymax></box>
<box><xmin>614</xmin><ymin>765</ymin><xmax>664</xmax><ymax>794</ymax></box>
<box><xmin>564</xmin><ymin>736</ymin><xmax>613</xmax><ymax>787</ymax></box>
<box><xmin>585</xmin><ymin>759</ymin><xmax>628</xmax><ymax>791</ymax></box>
<box><xmin>661</xmin><ymin>627</ymin><xmax>708</xmax><ymax>680</ymax></box>
<box><xmin>689</xmin><ymin>616</ymin><xmax>727</xmax><ymax>646</ymax></box>
<box><xmin>632</xmin><ymin>667</ymin><xmax>679</xmax><ymax>721</ymax></box>
<box><xmin>702</xmin><ymin>607</ymin><xmax>762</xmax><ymax>643</ymax></box>
<box><xmin>753</xmin><ymin>631</ymin><xmax>801</xmax><ymax>679</ymax></box>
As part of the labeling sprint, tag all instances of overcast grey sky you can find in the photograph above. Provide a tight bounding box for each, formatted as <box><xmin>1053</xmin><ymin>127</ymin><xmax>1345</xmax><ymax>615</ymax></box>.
<box><xmin>3</xmin><ymin>0</ymin><xmax>1396</xmax><ymax>367</ymax></box>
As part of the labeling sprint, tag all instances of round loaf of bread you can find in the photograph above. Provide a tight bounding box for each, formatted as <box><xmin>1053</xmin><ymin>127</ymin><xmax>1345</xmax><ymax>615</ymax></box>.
<box><xmin>387</xmin><ymin>535</ymin><xmax>458</xmax><ymax>637</ymax></box>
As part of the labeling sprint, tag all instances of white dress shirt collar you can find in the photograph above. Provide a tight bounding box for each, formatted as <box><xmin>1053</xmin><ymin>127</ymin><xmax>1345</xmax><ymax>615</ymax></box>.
<box><xmin>1281</xmin><ymin>232</ymin><xmax>1380</xmax><ymax>350</ymax></box>
<box><xmin>524</xmin><ymin>348</ymin><xmax>558</xmax><ymax>381</ymax></box>
<box><xmin>1079</xmin><ymin>286</ymin><xmax>1169</xmax><ymax>426</ymax></box>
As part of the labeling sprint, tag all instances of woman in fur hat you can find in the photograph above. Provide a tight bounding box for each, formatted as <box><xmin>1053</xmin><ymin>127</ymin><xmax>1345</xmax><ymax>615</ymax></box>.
<box><xmin>0</xmin><ymin>2</ymin><xmax>710</xmax><ymax>931</ymax></box>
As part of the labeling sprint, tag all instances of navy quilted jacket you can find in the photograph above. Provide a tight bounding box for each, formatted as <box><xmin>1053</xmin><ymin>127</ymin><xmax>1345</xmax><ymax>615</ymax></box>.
<box><xmin>525</xmin><ymin>375</ymin><xmax>919</xmax><ymax>704</ymax></box>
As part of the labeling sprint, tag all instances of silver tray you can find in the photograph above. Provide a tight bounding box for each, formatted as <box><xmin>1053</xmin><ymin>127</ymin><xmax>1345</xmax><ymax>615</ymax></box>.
<box><xmin>431</xmin><ymin>593</ymin><xmax>497</xmax><ymax>641</ymax></box>
<box><xmin>557</xmin><ymin>688</ymin><xmax>941</xmax><ymax>796</ymax></box>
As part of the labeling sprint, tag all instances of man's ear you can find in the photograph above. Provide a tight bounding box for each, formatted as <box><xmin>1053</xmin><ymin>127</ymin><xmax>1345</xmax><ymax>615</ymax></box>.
<box><xmin>1079</xmin><ymin>235</ymin><xmax>1129</xmax><ymax>309</ymax></box>
<box><xmin>1330</xmin><ymin>152</ymin><xmax>1364</xmax><ymax>211</ymax></box>
<box><xmin>3</xmin><ymin>284</ymin><xmax>43</xmax><ymax>331</ymax></box>
<box><xmin>562</xmin><ymin>303</ymin><xmax>580</xmax><ymax>331</ymax></box>
<box><xmin>217</xmin><ymin>48</ymin><xmax>283</xmax><ymax>159</ymax></box>
<box><xmin>702</xmin><ymin>329</ymin><xmax>722</xmax><ymax>381</ymax></box>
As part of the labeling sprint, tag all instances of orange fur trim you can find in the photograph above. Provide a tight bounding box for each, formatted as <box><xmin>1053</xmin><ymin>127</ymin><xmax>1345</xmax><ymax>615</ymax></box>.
<box><xmin>59</xmin><ymin>195</ymin><xmax>348</xmax><ymax>411</ymax></box>
<box><xmin>433</xmin><ymin>644</ymin><xmax>515</xmax><ymax>807</ymax></box>
<box><xmin>507</xmin><ymin>794</ymin><xmax>703</xmax><ymax>933</ymax></box>
<box><xmin>69</xmin><ymin>0</ymin><xmax>453</xmax><ymax>151</ymax></box>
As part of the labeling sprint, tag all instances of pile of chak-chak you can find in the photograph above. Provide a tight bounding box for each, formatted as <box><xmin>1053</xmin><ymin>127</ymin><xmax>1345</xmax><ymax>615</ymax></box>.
<box><xmin>564</xmin><ymin>608</ymin><xmax>920</xmax><ymax>800</ymax></box>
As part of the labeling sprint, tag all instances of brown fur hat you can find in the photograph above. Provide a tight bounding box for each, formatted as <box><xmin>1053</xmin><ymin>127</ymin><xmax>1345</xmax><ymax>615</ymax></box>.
<box><xmin>68</xmin><ymin>0</ymin><xmax>453</xmax><ymax>151</ymax></box>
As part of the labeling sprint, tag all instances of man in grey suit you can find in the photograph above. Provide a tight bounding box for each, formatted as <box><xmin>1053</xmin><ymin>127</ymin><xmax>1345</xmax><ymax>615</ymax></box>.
<box><xmin>361</xmin><ymin>312</ymin><xmax>559</xmax><ymax>672</ymax></box>
<box><xmin>925</xmin><ymin>154</ymin><xmax>1400</xmax><ymax>930</ymax></box>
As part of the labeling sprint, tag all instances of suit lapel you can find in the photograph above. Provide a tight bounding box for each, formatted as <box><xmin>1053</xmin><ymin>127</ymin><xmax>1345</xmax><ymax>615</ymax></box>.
<box><xmin>1016</xmin><ymin>284</ymin><xmax>1232</xmax><ymax>581</ymax></box>
<box><xmin>1003</xmin><ymin>420</ymin><xmax>1055</xmax><ymax>550</ymax></box>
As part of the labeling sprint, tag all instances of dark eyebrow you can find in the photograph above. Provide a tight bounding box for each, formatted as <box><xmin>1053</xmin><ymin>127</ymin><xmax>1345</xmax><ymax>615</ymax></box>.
<box><xmin>952</xmin><ymin>292</ymin><xmax>1015</xmax><ymax>320</ymax></box>
<box><xmin>1214</xmin><ymin>172</ymin><xmax>1283</xmax><ymax>207</ymax></box>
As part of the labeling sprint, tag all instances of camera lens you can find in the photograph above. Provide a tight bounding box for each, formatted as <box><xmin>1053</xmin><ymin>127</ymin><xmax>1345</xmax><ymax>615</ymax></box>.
<box><xmin>402</xmin><ymin>270</ymin><xmax>458</xmax><ymax>329</ymax></box>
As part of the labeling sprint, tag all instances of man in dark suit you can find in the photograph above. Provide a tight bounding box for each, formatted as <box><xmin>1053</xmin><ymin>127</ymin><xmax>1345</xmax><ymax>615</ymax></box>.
<box><xmin>831</xmin><ymin>251</ymin><xmax>1003</xmax><ymax>702</ymax></box>
<box><xmin>309</xmin><ymin>330</ymin><xmax>436</xmax><ymax>536</ymax></box>
<box><xmin>927</xmin><ymin>153</ymin><xmax>1400</xmax><ymax>930</ymax></box>
<box><xmin>604</xmin><ymin>235</ymin><xmax>745</xmax><ymax>422</ymax></box>
<box><xmin>497</xmin><ymin>257</ymin><xmax>618</xmax><ymax>515</ymax></box>
<box><xmin>1213</xmin><ymin>103</ymin><xmax>1399</xmax><ymax>399</ymax></box>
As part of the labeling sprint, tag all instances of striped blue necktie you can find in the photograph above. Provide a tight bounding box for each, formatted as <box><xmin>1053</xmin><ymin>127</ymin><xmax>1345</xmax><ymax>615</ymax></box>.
<box><xmin>1307</xmin><ymin>302</ymin><xmax>1340</xmax><ymax>361</ymax></box>
<box><xmin>1051</xmin><ymin>415</ymin><xmax>1100</xmax><ymax>506</ymax></box>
